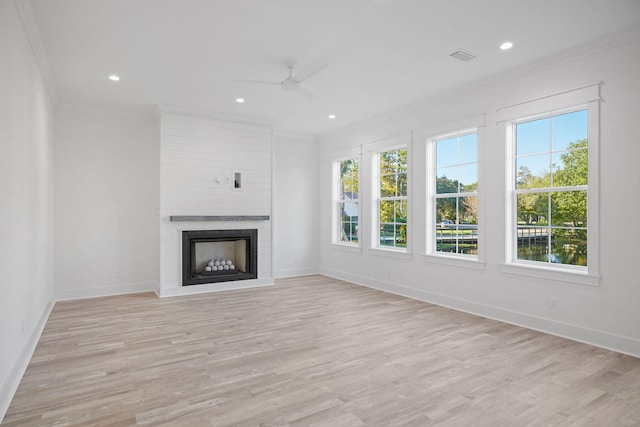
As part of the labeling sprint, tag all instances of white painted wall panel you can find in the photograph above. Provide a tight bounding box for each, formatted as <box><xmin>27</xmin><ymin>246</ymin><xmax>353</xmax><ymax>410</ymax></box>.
<box><xmin>0</xmin><ymin>2</ymin><xmax>54</xmax><ymax>420</ymax></box>
<box><xmin>273</xmin><ymin>132</ymin><xmax>320</xmax><ymax>278</ymax></box>
<box><xmin>54</xmin><ymin>109</ymin><xmax>159</xmax><ymax>300</ymax></box>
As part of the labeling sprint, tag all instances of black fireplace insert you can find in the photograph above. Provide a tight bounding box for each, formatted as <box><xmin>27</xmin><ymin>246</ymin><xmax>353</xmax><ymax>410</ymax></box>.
<box><xmin>182</xmin><ymin>229</ymin><xmax>257</xmax><ymax>286</ymax></box>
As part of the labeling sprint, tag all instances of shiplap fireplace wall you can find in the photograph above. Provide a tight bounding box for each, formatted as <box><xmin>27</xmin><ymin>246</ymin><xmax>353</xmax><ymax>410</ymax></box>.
<box><xmin>159</xmin><ymin>112</ymin><xmax>273</xmax><ymax>297</ymax></box>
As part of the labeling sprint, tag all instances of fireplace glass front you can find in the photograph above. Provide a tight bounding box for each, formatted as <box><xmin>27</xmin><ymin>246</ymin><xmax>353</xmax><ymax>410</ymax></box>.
<box><xmin>182</xmin><ymin>229</ymin><xmax>257</xmax><ymax>286</ymax></box>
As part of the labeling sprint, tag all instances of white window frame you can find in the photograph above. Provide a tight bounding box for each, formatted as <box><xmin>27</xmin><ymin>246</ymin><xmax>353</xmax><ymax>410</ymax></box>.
<box><xmin>368</xmin><ymin>135</ymin><xmax>411</xmax><ymax>255</ymax></box>
<box><xmin>498</xmin><ymin>83</ymin><xmax>601</xmax><ymax>286</ymax></box>
<box><xmin>330</xmin><ymin>145</ymin><xmax>366</xmax><ymax>252</ymax></box>
<box><xmin>423</xmin><ymin>115</ymin><xmax>485</xmax><ymax>270</ymax></box>
<box><xmin>331</xmin><ymin>150</ymin><xmax>362</xmax><ymax>250</ymax></box>
<box><xmin>428</xmin><ymin>129</ymin><xmax>479</xmax><ymax>257</ymax></box>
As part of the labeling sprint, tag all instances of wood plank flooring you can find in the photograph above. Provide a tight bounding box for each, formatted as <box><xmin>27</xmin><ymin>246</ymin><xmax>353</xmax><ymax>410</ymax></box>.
<box><xmin>3</xmin><ymin>275</ymin><xmax>640</xmax><ymax>426</ymax></box>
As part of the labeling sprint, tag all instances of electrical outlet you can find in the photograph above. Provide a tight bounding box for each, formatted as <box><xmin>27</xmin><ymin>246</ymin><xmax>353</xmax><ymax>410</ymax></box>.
<box><xmin>550</xmin><ymin>297</ymin><xmax>559</xmax><ymax>310</ymax></box>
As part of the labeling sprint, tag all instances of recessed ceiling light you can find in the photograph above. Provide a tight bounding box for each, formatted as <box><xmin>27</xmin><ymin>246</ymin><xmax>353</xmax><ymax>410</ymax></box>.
<box><xmin>236</xmin><ymin>98</ymin><xmax>245</xmax><ymax>103</ymax></box>
<box><xmin>500</xmin><ymin>41</ymin><xmax>513</xmax><ymax>50</ymax></box>
<box><xmin>328</xmin><ymin>114</ymin><xmax>336</xmax><ymax>119</ymax></box>
<box><xmin>108</xmin><ymin>75</ymin><xmax>120</xmax><ymax>81</ymax></box>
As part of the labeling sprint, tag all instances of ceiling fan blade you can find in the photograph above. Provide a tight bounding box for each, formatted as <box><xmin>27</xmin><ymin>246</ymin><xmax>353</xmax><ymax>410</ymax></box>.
<box><xmin>293</xmin><ymin>63</ymin><xmax>327</xmax><ymax>83</ymax></box>
<box><xmin>233</xmin><ymin>79</ymin><xmax>280</xmax><ymax>86</ymax></box>
<box><xmin>297</xmin><ymin>86</ymin><xmax>317</xmax><ymax>100</ymax></box>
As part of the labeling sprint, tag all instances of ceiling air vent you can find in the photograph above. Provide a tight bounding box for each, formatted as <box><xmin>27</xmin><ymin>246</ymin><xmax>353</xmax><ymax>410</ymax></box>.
<box><xmin>449</xmin><ymin>49</ymin><xmax>477</xmax><ymax>62</ymax></box>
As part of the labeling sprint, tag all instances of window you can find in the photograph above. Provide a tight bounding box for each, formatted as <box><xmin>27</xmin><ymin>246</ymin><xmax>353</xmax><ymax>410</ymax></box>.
<box><xmin>500</xmin><ymin>82</ymin><xmax>600</xmax><ymax>283</ymax></box>
<box><xmin>513</xmin><ymin>109</ymin><xmax>588</xmax><ymax>266</ymax></box>
<box><xmin>335</xmin><ymin>158</ymin><xmax>359</xmax><ymax>245</ymax></box>
<box><xmin>433</xmin><ymin>131</ymin><xmax>478</xmax><ymax>257</ymax></box>
<box><xmin>376</xmin><ymin>147</ymin><xmax>408</xmax><ymax>250</ymax></box>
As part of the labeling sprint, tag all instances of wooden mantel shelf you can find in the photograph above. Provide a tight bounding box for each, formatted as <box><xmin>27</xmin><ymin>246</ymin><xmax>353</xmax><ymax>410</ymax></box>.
<box><xmin>170</xmin><ymin>215</ymin><xmax>270</xmax><ymax>222</ymax></box>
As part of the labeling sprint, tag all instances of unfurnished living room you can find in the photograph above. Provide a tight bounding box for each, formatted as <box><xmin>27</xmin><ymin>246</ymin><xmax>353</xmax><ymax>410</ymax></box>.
<box><xmin>2</xmin><ymin>0</ymin><xmax>640</xmax><ymax>426</ymax></box>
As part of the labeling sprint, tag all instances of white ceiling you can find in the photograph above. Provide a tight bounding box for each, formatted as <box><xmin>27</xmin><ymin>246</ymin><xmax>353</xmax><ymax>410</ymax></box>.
<box><xmin>29</xmin><ymin>0</ymin><xmax>640</xmax><ymax>135</ymax></box>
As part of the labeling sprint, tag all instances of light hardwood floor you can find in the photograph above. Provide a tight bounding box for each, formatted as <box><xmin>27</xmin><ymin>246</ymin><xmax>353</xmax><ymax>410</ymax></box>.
<box><xmin>3</xmin><ymin>275</ymin><xmax>640</xmax><ymax>426</ymax></box>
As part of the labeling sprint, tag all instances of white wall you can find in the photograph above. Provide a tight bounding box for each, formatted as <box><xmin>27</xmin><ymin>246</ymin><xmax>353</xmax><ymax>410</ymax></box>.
<box><xmin>273</xmin><ymin>132</ymin><xmax>320</xmax><ymax>277</ymax></box>
<box><xmin>54</xmin><ymin>107</ymin><xmax>159</xmax><ymax>300</ymax></box>
<box><xmin>0</xmin><ymin>0</ymin><xmax>55</xmax><ymax>419</ymax></box>
<box><xmin>159</xmin><ymin>112</ymin><xmax>273</xmax><ymax>296</ymax></box>
<box><xmin>319</xmin><ymin>35</ymin><xmax>640</xmax><ymax>356</ymax></box>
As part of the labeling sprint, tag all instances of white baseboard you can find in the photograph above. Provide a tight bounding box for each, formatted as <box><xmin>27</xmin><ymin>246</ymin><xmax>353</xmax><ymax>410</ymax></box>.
<box><xmin>320</xmin><ymin>268</ymin><xmax>640</xmax><ymax>358</ymax></box>
<box><xmin>273</xmin><ymin>267</ymin><xmax>319</xmax><ymax>279</ymax></box>
<box><xmin>0</xmin><ymin>300</ymin><xmax>54</xmax><ymax>424</ymax></box>
<box><xmin>158</xmin><ymin>278</ymin><xmax>275</xmax><ymax>298</ymax></box>
<box><xmin>55</xmin><ymin>282</ymin><xmax>156</xmax><ymax>301</ymax></box>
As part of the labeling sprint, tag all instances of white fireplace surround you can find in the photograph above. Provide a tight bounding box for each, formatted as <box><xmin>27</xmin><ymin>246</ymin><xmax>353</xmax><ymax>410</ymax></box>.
<box><xmin>158</xmin><ymin>112</ymin><xmax>274</xmax><ymax>297</ymax></box>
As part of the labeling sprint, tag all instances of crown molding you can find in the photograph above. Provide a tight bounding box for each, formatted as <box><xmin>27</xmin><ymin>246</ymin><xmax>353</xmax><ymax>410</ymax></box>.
<box><xmin>156</xmin><ymin>104</ymin><xmax>274</xmax><ymax>129</ymax></box>
<box><xmin>56</xmin><ymin>101</ymin><xmax>156</xmax><ymax>121</ymax></box>
<box><xmin>13</xmin><ymin>0</ymin><xmax>59</xmax><ymax>105</ymax></box>
<box><xmin>320</xmin><ymin>25</ymin><xmax>640</xmax><ymax>141</ymax></box>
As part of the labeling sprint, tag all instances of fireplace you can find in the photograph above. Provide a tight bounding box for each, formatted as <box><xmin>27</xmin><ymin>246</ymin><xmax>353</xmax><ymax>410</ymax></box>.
<box><xmin>182</xmin><ymin>229</ymin><xmax>257</xmax><ymax>286</ymax></box>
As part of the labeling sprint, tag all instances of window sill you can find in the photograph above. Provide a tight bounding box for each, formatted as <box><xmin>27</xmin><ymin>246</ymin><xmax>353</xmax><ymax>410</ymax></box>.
<box><xmin>498</xmin><ymin>262</ymin><xmax>600</xmax><ymax>286</ymax></box>
<box><xmin>330</xmin><ymin>243</ymin><xmax>362</xmax><ymax>254</ymax></box>
<box><xmin>368</xmin><ymin>247</ymin><xmax>412</xmax><ymax>260</ymax></box>
<box><xmin>422</xmin><ymin>254</ymin><xmax>486</xmax><ymax>270</ymax></box>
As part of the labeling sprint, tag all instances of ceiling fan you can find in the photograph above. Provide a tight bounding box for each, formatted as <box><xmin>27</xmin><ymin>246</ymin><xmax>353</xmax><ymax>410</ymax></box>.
<box><xmin>234</xmin><ymin>60</ymin><xmax>327</xmax><ymax>99</ymax></box>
